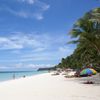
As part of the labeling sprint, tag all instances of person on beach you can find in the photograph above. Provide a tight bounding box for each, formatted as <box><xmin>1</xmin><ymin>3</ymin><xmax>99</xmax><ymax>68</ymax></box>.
<box><xmin>23</xmin><ymin>75</ymin><xmax>26</xmax><ymax>78</ymax></box>
<box><xmin>13</xmin><ymin>73</ymin><xmax>15</xmax><ymax>79</ymax></box>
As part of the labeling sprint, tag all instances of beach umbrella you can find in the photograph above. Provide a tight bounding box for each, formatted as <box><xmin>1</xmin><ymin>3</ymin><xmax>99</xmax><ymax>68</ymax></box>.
<box><xmin>80</xmin><ymin>68</ymin><xmax>97</xmax><ymax>76</ymax></box>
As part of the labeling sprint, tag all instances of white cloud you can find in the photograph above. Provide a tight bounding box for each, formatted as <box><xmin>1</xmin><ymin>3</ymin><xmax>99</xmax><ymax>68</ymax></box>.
<box><xmin>0</xmin><ymin>32</ymin><xmax>76</xmax><ymax>69</ymax></box>
<box><xmin>19</xmin><ymin>46</ymin><xmax>75</xmax><ymax>63</ymax></box>
<box><xmin>0</xmin><ymin>33</ymin><xmax>47</xmax><ymax>50</ymax></box>
<box><xmin>33</xmin><ymin>47</ymin><xmax>45</xmax><ymax>52</ymax></box>
<box><xmin>0</xmin><ymin>37</ymin><xmax>23</xmax><ymax>50</ymax></box>
<box><xmin>59</xmin><ymin>47</ymin><xmax>67</xmax><ymax>52</ymax></box>
<box><xmin>24</xmin><ymin>0</ymin><xmax>36</xmax><ymax>4</ymax></box>
<box><xmin>0</xmin><ymin>66</ymin><xmax>8</xmax><ymax>69</ymax></box>
<box><xmin>7</xmin><ymin>9</ymin><xmax>44</xmax><ymax>20</ymax></box>
<box><xmin>0</xmin><ymin>33</ymin><xmax>51</xmax><ymax>52</ymax></box>
<box><xmin>33</xmin><ymin>13</ymin><xmax>43</xmax><ymax>20</ymax></box>
<box><xmin>26</xmin><ymin>63</ymin><xmax>54</xmax><ymax>68</ymax></box>
<box><xmin>59</xmin><ymin>46</ymin><xmax>74</xmax><ymax>54</ymax></box>
<box><xmin>28</xmin><ymin>0</ymin><xmax>35</xmax><ymax>4</ymax></box>
<box><xmin>58</xmin><ymin>46</ymin><xmax>75</xmax><ymax>58</ymax></box>
<box><xmin>14</xmin><ymin>11</ymin><xmax>29</xmax><ymax>18</ymax></box>
<box><xmin>11</xmin><ymin>50</ymin><xmax>21</xmax><ymax>54</ymax></box>
<box><xmin>42</xmin><ymin>4</ymin><xmax>50</xmax><ymax>11</ymax></box>
<box><xmin>4</xmin><ymin>0</ymin><xmax>50</xmax><ymax>20</ymax></box>
<box><xmin>0</xmin><ymin>63</ymin><xmax>54</xmax><ymax>71</ymax></box>
<box><xmin>14</xmin><ymin>63</ymin><xmax>23</xmax><ymax>68</ymax></box>
<box><xmin>18</xmin><ymin>0</ymin><xmax>36</xmax><ymax>5</ymax></box>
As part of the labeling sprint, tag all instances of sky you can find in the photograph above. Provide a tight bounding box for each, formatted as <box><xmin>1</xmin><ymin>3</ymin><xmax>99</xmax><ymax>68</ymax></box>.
<box><xmin>0</xmin><ymin>0</ymin><xmax>99</xmax><ymax>71</ymax></box>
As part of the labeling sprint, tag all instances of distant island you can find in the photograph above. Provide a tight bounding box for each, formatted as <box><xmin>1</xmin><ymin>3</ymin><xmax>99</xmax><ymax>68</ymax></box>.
<box><xmin>37</xmin><ymin>67</ymin><xmax>56</xmax><ymax>71</ymax></box>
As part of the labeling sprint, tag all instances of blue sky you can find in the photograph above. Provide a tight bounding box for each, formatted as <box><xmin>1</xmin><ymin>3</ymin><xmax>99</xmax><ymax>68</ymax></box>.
<box><xmin>0</xmin><ymin>0</ymin><xmax>99</xmax><ymax>71</ymax></box>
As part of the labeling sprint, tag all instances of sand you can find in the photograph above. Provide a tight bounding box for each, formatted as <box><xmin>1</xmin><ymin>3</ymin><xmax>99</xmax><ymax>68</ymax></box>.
<box><xmin>0</xmin><ymin>73</ymin><xmax>100</xmax><ymax>100</ymax></box>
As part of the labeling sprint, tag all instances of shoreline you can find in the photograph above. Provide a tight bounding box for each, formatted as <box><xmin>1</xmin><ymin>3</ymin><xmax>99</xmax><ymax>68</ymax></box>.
<box><xmin>0</xmin><ymin>73</ymin><xmax>100</xmax><ymax>100</ymax></box>
<box><xmin>0</xmin><ymin>71</ymin><xmax>47</xmax><ymax>83</ymax></box>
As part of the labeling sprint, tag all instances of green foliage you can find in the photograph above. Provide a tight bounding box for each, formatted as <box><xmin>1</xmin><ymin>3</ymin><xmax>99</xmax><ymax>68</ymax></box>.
<box><xmin>56</xmin><ymin>8</ymin><xmax>100</xmax><ymax>71</ymax></box>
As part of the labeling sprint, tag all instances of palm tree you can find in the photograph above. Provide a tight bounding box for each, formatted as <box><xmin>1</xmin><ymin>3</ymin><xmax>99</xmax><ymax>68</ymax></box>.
<box><xmin>69</xmin><ymin>8</ymin><xmax>100</xmax><ymax>55</ymax></box>
<box><xmin>88</xmin><ymin>8</ymin><xmax>100</xmax><ymax>23</ymax></box>
<box><xmin>55</xmin><ymin>8</ymin><xmax>100</xmax><ymax>70</ymax></box>
<box><xmin>75</xmin><ymin>42</ymin><xmax>98</xmax><ymax>65</ymax></box>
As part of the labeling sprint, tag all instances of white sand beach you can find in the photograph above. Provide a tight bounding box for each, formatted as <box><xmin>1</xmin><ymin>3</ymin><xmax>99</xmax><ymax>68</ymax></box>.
<box><xmin>0</xmin><ymin>73</ymin><xmax>100</xmax><ymax>100</ymax></box>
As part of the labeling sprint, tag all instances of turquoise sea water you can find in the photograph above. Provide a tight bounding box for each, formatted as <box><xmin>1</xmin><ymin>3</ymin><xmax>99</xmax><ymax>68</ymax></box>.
<box><xmin>0</xmin><ymin>71</ymin><xmax>47</xmax><ymax>82</ymax></box>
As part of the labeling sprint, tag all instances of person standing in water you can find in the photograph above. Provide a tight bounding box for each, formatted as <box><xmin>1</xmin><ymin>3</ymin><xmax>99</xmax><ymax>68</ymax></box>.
<box><xmin>13</xmin><ymin>73</ymin><xmax>15</xmax><ymax>79</ymax></box>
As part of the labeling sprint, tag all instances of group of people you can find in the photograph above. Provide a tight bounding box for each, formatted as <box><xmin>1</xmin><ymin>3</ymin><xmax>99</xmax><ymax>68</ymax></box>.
<box><xmin>13</xmin><ymin>74</ymin><xmax>26</xmax><ymax>79</ymax></box>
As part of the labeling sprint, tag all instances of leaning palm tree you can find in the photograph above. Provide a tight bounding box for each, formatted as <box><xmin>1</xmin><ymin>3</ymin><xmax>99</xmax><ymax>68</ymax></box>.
<box><xmin>69</xmin><ymin>8</ymin><xmax>100</xmax><ymax>55</ymax></box>
<box><xmin>74</xmin><ymin>41</ymin><xmax>98</xmax><ymax>65</ymax></box>
<box><xmin>89</xmin><ymin>8</ymin><xmax>100</xmax><ymax>23</ymax></box>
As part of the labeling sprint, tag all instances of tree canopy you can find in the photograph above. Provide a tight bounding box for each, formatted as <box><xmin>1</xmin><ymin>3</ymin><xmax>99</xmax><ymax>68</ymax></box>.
<box><xmin>55</xmin><ymin>8</ymin><xmax>100</xmax><ymax>72</ymax></box>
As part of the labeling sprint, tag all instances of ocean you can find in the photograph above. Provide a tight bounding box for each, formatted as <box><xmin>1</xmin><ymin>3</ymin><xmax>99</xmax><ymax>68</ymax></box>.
<box><xmin>0</xmin><ymin>71</ymin><xmax>47</xmax><ymax>82</ymax></box>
